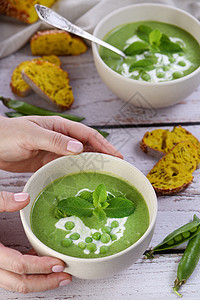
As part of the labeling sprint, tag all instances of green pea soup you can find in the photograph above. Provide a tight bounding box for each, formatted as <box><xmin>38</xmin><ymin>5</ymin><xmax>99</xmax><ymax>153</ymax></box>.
<box><xmin>100</xmin><ymin>21</ymin><xmax>200</xmax><ymax>82</ymax></box>
<box><xmin>31</xmin><ymin>172</ymin><xmax>149</xmax><ymax>258</ymax></box>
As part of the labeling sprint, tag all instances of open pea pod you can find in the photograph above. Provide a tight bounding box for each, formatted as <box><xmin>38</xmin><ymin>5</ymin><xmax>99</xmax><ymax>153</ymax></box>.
<box><xmin>173</xmin><ymin>214</ymin><xmax>200</xmax><ymax>297</ymax></box>
<box><xmin>145</xmin><ymin>219</ymin><xmax>200</xmax><ymax>258</ymax></box>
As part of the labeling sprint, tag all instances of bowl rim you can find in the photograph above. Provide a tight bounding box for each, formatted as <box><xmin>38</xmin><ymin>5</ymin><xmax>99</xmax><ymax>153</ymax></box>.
<box><xmin>92</xmin><ymin>2</ymin><xmax>200</xmax><ymax>86</ymax></box>
<box><xmin>20</xmin><ymin>152</ymin><xmax>158</xmax><ymax>262</ymax></box>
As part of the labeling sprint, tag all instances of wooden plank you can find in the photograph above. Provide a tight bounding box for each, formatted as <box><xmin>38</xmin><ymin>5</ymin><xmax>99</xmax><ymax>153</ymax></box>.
<box><xmin>0</xmin><ymin>255</ymin><xmax>199</xmax><ymax>299</ymax></box>
<box><xmin>1</xmin><ymin>45</ymin><xmax>200</xmax><ymax>126</ymax></box>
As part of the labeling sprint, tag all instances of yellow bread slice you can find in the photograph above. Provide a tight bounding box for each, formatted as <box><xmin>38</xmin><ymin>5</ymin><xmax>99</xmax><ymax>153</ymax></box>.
<box><xmin>0</xmin><ymin>0</ymin><xmax>57</xmax><ymax>24</ymax></box>
<box><xmin>31</xmin><ymin>29</ymin><xmax>87</xmax><ymax>56</ymax></box>
<box><xmin>22</xmin><ymin>60</ymin><xmax>74</xmax><ymax>110</ymax></box>
<box><xmin>140</xmin><ymin>125</ymin><xmax>200</xmax><ymax>159</ymax></box>
<box><xmin>32</xmin><ymin>55</ymin><xmax>61</xmax><ymax>67</ymax></box>
<box><xmin>10</xmin><ymin>55</ymin><xmax>61</xmax><ymax>97</ymax></box>
<box><xmin>147</xmin><ymin>141</ymin><xmax>198</xmax><ymax>195</ymax></box>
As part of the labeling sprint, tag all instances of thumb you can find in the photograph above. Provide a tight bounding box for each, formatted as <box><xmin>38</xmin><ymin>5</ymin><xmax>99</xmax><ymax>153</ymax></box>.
<box><xmin>0</xmin><ymin>192</ymin><xmax>30</xmax><ymax>212</ymax></box>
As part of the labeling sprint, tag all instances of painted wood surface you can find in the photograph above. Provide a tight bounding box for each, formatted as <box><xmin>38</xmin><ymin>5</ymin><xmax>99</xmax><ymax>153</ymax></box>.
<box><xmin>0</xmin><ymin>42</ymin><xmax>200</xmax><ymax>299</ymax></box>
<box><xmin>1</xmin><ymin>46</ymin><xmax>200</xmax><ymax>127</ymax></box>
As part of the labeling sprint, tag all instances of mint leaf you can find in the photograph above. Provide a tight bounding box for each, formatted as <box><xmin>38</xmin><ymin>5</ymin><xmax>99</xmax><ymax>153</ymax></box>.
<box><xmin>149</xmin><ymin>29</ymin><xmax>162</xmax><ymax>47</ymax></box>
<box><xmin>124</xmin><ymin>41</ymin><xmax>149</xmax><ymax>56</ymax></box>
<box><xmin>107</xmin><ymin>193</ymin><xmax>114</xmax><ymax>200</ymax></box>
<box><xmin>93</xmin><ymin>207</ymin><xmax>106</xmax><ymax>221</ymax></box>
<box><xmin>54</xmin><ymin>185</ymin><xmax>135</xmax><ymax>221</ymax></box>
<box><xmin>78</xmin><ymin>190</ymin><xmax>93</xmax><ymax>203</ymax></box>
<box><xmin>93</xmin><ymin>184</ymin><xmax>107</xmax><ymax>207</ymax></box>
<box><xmin>54</xmin><ymin>207</ymin><xmax>69</xmax><ymax>219</ymax></box>
<box><xmin>104</xmin><ymin>197</ymin><xmax>135</xmax><ymax>218</ymax></box>
<box><xmin>57</xmin><ymin>197</ymin><xmax>94</xmax><ymax>218</ymax></box>
<box><xmin>159</xmin><ymin>34</ymin><xmax>183</xmax><ymax>53</ymax></box>
<box><xmin>136</xmin><ymin>25</ymin><xmax>153</xmax><ymax>42</ymax></box>
<box><xmin>101</xmin><ymin>201</ymin><xmax>110</xmax><ymax>209</ymax></box>
<box><xmin>129</xmin><ymin>57</ymin><xmax>157</xmax><ymax>72</ymax></box>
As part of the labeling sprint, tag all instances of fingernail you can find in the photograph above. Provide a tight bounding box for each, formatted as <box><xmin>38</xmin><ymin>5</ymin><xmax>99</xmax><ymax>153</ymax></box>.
<box><xmin>52</xmin><ymin>265</ymin><xmax>65</xmax><ymax>272</ymax></box>
<box><xmin>14</xmin><ymin>193</ymin><xmax>29</xmax><ymax>202</ymax></box>
<box><xmin>59</xmin><ymin>279</ymin><xmax>71</xmax><ymax>287</ymax></box>
<box><xmin>67</xmin><ymin>140</ymin><xmax>83</xmax><ymax>153</ymax></box>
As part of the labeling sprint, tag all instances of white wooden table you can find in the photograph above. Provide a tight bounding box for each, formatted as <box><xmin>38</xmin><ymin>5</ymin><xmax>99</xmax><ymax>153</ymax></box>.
<box><xmin>0</xmin><ymin>43</ymin><xmax>200</xmax><ymax>300</ymax></box>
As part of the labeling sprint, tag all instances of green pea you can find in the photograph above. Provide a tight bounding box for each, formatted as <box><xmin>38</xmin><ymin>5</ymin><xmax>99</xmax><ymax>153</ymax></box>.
<box><xmin>86</xmin><ymin>242</ymin><xmax>97</xmax><ymax>252</ymax></box>
<box><xmin>156</xmin><ymin>72</ymin><xmax>165</xmax><ymax>78</ymax></box>
<box><xmin>190</xmin><ymin>226</ymin><xmax>197</xmax><ymax>233</ymax></box>
<box><xmin>182</xmin><ymin>231</ymin><xmax>190</xmax><ymax>239</ymax></box>
<box><xmin>85</xmin><ymin>237</ymin><xmax>93</xmax><ymax>243</ymax></box>
<box><xmin>178</xmin><ymin>60</ymin><xmax>186</xmax><ymax>67</ymax></box>
<box><xmin>65</xmin><ymin>221</ymin><xmax>75</xmax><ymax>230</ymax></box>
<box><xmin>101</xmin><ymin>233</ymin><xmax>111</xmax><ymax>244</ymax></box>
<box><xmin>174</xmin><ymin>234</ymin><xmax>182</xmax><ymax>242</ymax></box>
<box><xmin>167</xmin><ymin>239</ymin><xmax>175</xmax><ymax>246</ymax></box>
<box><xmin>173</xmin><ymin>71</ymin><xmax>182</xmax><ymax>79</ymax></box>
<box><xmin>101</xmin><ymin>226</ymin><xmax>112</xmax><ymax>234</ymax></box>
<box><xmin>62</xmin><ymin>238</ymin><xmax>73</xmax><ymax>247</ymax></box>
<box><xmin>110</xmin><ymin>234</ymin><xmax>117</xmax><ymax>241</ymax></box>
<box><xmin>169</xmin><ymin>57</ymin><xmax>175</xmax><ymax>63</ymax></box>
<box><xmin>78</xmin><ymin>242</ymin><xmax>86</xmax><ymax>249</ymax></box>
<box><xmin>141</xmin><ymin>72</ymin><xmax>151</xmax><ymax>82</ymax></box>
<box><xmin>92</xmin><ymin>232</ymin><xmax>101</xmax><ymax>240</ymax></box>
<box><xmin>163</xmin><ymin>65</ymin><xmax>170</xmax><ymax>71</ymax></box>
<box><xmin>111</xmin><ymin>221</ymin><xmax>119</xmax><ymax>228</ymax></box>
<box><xmin>100</xmin><ymin>246</ymin><xmax>109</xmax><ymax>254</ymax></box>
<box><xmin>70</xmin><ymin>233</ymin><xmax>80</xmax><ymax>240</ymax></box>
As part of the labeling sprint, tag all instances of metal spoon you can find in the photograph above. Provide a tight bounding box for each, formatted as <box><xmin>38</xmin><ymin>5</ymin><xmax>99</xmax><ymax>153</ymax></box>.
<box><xmin>35</xmin><ymin>4</ymin><xmax>126</xmax><ymax>58</ymax></box>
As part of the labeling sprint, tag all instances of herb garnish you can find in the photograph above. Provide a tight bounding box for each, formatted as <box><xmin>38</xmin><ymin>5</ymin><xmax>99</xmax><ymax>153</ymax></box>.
<box><xmin>124</xmin><ymin>25</ymin><xmax>184</xmax><ymax>74</ymax></box>
<box><xmin>54</xmin><ymin>184</ymin><xmax>135</xmax><ymax>221</ymax></box>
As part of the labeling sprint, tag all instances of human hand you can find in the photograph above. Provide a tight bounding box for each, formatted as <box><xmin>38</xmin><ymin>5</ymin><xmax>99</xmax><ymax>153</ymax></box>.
<box><xmin>0</xmin><ymin>116</ymin><xmax>122</xmax><ymax>172</ymax></box>
<box><xmin>0</xmin><ymin>192</ymin><xmax>72</xmax><ymax>293</ymax></box>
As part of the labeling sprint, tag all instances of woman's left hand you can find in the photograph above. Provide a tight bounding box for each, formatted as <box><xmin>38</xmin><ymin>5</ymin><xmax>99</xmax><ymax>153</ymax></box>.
<box><xmin>0</xmin><ymin>115</ymin><xmax>122</xmax><ymax>172</ymax></box>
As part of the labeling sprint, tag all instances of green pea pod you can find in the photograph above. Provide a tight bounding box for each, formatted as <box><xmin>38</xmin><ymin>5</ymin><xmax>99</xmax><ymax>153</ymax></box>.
<box><xmin>5</xmin><ymin>111</ymin><xmax>109</xmax><ymax>138</ymax></box>
<box><xmin>145</xmin><ymin>219</ymin><xmax>200</xmax><ymax>258</ymax></box>
<box><xmin>173</xmin><ymin>215</ymin><xmax>200</xmax><ymax>297</ymax></box>
<box><xmin>0</xmin><ymin>96</ymin><xmax>84</xmax><ymax>122</ymax></box>
<box><xmin>2</xmin><ymin>97</ymin><xmax>109</xmax><ymax>137</ymax></box>
<box><xmin>5</xmin><ymin>112</ymin><xmax>25</xmax><ymax>118</ymax></box>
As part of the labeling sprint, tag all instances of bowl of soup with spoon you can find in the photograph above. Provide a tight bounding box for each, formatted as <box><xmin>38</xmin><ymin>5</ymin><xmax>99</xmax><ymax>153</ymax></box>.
<box><xmin>92</xmin><ymin>4</ymin><xmax>200</xmax><ymax>108</ymax></box>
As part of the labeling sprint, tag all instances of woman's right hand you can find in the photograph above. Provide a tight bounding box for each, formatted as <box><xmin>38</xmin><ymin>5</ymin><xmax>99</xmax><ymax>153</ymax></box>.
<box><xmin>0</xmin><ymin>192</ymin><xmax>72</xmax><ymax>293</ymax></box>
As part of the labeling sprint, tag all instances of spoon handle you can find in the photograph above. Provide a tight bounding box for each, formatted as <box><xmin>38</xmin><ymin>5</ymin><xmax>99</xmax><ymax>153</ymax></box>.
<box><xmin>35</xmin><ymin>4</ymin><xmax>126</xmax><ymax>58</ymax></box>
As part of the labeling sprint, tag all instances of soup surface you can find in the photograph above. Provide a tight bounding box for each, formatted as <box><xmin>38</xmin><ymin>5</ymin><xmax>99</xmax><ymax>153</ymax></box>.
<box><xmin>100</xmin><ymin>21</ymin><xmax>200</xmax><ymax>82</ymax></box>
<box><xmin>31</xmin><ymin>172</ymin><xmax>149</xmax><ymax>258</ymax></box>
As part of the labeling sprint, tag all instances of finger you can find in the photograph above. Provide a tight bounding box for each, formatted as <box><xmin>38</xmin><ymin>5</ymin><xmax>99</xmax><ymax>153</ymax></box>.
<box><xmin>0</xmin><ymin>243</ymin><xmax>66</xmax><ymax>275</ymax></box>
<box><xmin>0</xmin><ymin>191</ymin><xmax>30</xmax><ymax>212</ymax></box>
<box><xmin>30</xmin><ymin>125</ymin><xmax>84</xmax><ymax>156</ymax></box>
<box><xmin>0</xmin><ymin>268</ymin><xmax>71</xmax><ymax>293</ymax></box>
<box><xmin>83</xmin><ymin>128</ymin><xmax>123</xmax><ymax>158</ymax></box>
<box><xmin>31</xmin><ymin>116</ymin><xmax>123</xmax><ymax>158</ymax></box>
<box><xmin>58</xmin><ymin>121</ymin><xmax>123</xmax><ymax>158</ymax></box>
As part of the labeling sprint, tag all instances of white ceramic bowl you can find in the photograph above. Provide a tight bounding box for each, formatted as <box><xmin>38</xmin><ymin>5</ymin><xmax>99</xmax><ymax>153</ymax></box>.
<box><xmin>20</xmin><ymin>153</ymin><xmax>157</xmax><ymax>279</ymax></box>
<box><xmin>92</xmin><ymin>3</ymin><xmax>200</xmax><ymax>109</ymax></box>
